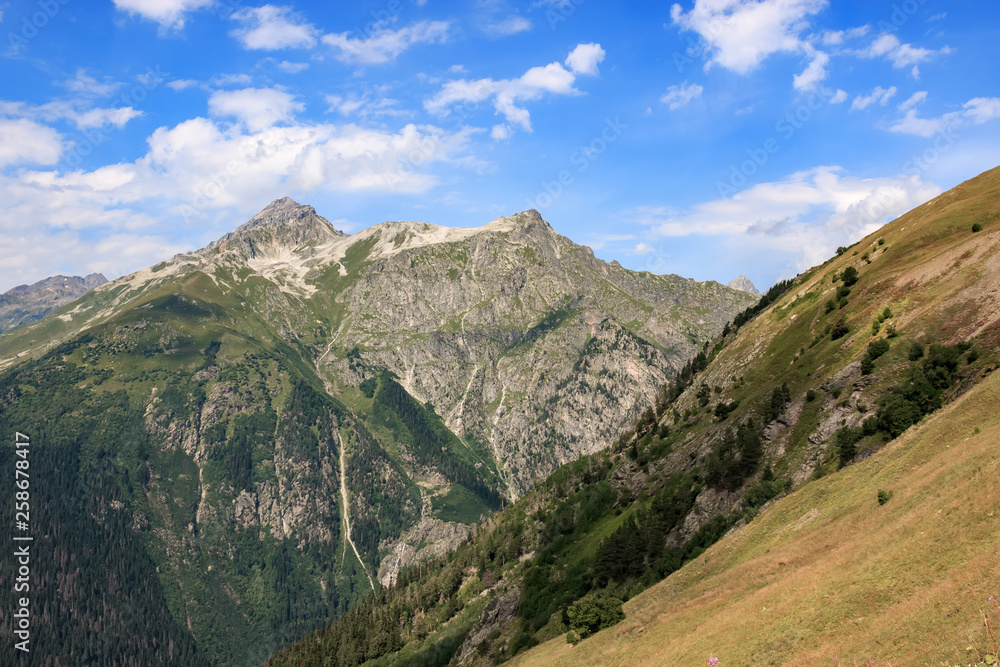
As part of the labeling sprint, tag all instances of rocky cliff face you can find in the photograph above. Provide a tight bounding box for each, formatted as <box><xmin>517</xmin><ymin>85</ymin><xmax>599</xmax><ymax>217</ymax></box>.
<box><xmin>0</xmin><ymin>272</ymin><xmax>106</xmax><ymax>333</ymax></box>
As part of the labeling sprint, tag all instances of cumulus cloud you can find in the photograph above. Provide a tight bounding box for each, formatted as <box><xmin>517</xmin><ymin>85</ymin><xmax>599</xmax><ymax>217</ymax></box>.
<box><xmin>793</xmin><ymin>49</ymin><xmax>829</xmax><ymax>91</ymax></box>
<box><xmin>112</xmin><ymin>0</ymin><xmax>214</xmax><ymax>30</ymax></box>
<box><xmin>425</xmin><ymin>43</ymin><xmax>604</xmax><ymax>135</ymax></box>
<box><xmin>230</xmin><ymin>5</ymin><xmax>319</xmax><ymax>50</ymax></box>
<box><xmin>625</xmin><ymin>166</ymin><xmax>941</xmax><ymax>272</ymax></box>
<box><xmin>660</xmin><ymin>82</ymin><xmax>703</xmax><ymax>110</ymax></box>
<box><xmin>0</xmin><ymin>119</ymin><xmax>63</xmax><ymax>167</ymax></box>
<box><xmin>889</xmin><ymin>96</ymin><xmax>1000</xmax><ymax>137</ymax></box>
<box><xmin>670</xmin><ymin>0</ymin><xmax>828</xmax><ymax>74</ymax></box>
<box><xmin>208</xmin><ymin>87</ymin><xmax>304</xmax><ymax>131</ymax></box>
<box><xmin>322</xmin><ymin>20</ymin><xmax>451</xmax><ymax>65</ymax></box>
<box><xmin>564</xmin><ymin>43</ymin><xmax>606</xmax><ymax>75</ymax></box>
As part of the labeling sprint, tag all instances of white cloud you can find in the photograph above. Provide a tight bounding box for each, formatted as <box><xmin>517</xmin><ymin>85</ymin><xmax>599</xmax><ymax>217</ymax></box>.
<box><xmin>793</xmin><ymin>49</ymin><xmax>829</xmax><ymax>91</ymax></box>
<box><xmin>425</xmin><ymin>43</ymin><xmax>604</xmax><ymax>134</ymax></box>
<box><xmin>660</xmin><ymin>82</ymin><xmax>703</xmax><ymax>110</ymax></box>
<box><xmin>485</xmin><ymin>16</ymin><xmax>532</xmax><ymax>37</ymax></box>
<box><xmin>324</xmin><ymin>92</ymin><xmax>405</xmax><ymax>119</ymax></box>
<box><xmin>670</xmin><ymin>0</ymin><xmax>828</xmax><ymax>74</ymax></box>
<box><xmin>633</xmin><ymin>242</ymin><xmax>655</xmax><ymax>255</ymax></box>
<box><xmin>0</xmin><ymin>119</ymin><xmax>63</xmax><ymax>167</ymax></box>
<box><xmin>449</xmin><ymin>64</ymin><xmax>468</xmax><ymax>74</ymax></box>
<box><xmin>857</xmin><ymin>33</ymin><xmax>951</xmax><ymax>71</ymax></box>
<box><xmin>322</xmin><ymin>20</ymin><xmax>450</xmax><ymax>65</ymax></box>
<box><xmin>899</xmin><ymin>91</ymin><xmax>928</xmax><ymax>112</ymax></box>
<box><xmin>2</xmin><ymin>99</ymin><xmax>142</xmax><ymax>131</ymax></box>
<box><xmin>888</xmin><ymin>96</ymin><xmax>1000</xmax><ymax>137</ymax></box>
<box><xmin>819</xmin><ymin>25</ymin><xmax>869</xmax><ymax>46</ymax></box>
<box><xmin>962</xmin><ymin>97</ymin><xmax>1000</xmax><ymax>124</ymax></box>
<box><xmin>829</xmin><ymin>89</ymin><xmax>848</xmax><ymax>104</ymax></box>
<box><xmin>208</xmin><ymin>87</ymin><xmax>303</xmax><ymax>131</ymax></box>
<box><xmin>210</xmin><ymin>73</ymin><xmax>254</xmax><ymax>87</ymax></box>
<box><xmin>277</xmin><ymin>61</ymin><xmax>310</xmax><ymax>74</ymax></box>
<box><xmin>230</xmin><ymin>5</ymin><xmax>318</xmax><ymax>50</ymax></box>
<box><xmin>850</xmin><ymin>86</ymin><xmax>896</xmax><ymax>111</ymax></box>
<box><xmin>626</xmin><ymin>166</ymin><xmax>940</xmax><ymax>272</ymax></box>
<box><xmin>491</xmin><ymin>124</ymin><xmax>512</xmax><ymax>140</ymax></box>
<box><xmin>69</xmin><ymin>107</ymin><xmax>142</xmax><ymax>129</ymax></box>
<box><xmin>112</xmin><ymin>0</ymin><xmax>213</xmax><ymax>30</ymax></box>
<box><xmin>564</xmin><ymin>43</ymin><xmax>606</xmax><ymax>76</ymax></box>
<box><xmin>167</xmin><ymin>79</ymin><xmax>199</xmax><ymax>91</ymax></box>
<box><xmin>64</xmin><ymin>70</ymin><xmax>119</xmax><ymax>98</ymax></box>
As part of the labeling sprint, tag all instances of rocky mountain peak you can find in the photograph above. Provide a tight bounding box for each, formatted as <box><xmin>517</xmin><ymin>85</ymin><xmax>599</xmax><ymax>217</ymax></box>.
<box><xmin>208</xmin><ymin>197</ymin><xmax>345</xmax><ymax>259</ymax></box>
<box><xmin>727</xmin><ymin>275</ymin><xmax>760</xmax><ymax>296</ymax></box>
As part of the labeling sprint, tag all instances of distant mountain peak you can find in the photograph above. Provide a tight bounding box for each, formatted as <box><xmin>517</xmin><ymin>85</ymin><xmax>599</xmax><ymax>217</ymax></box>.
<box><xmin>208</xmin><ymin>197</ymin><xmax>345</xmax><ymax>259</ymax></box>
<box><xmin>728</xmin><ymin>275</ymin><xmax>760</xmax><ymax>296</ymax></box>
<box><xmin>0</xmin><ymin>273</ymin><xmax>108</xmax><ymax>334</ymax></box>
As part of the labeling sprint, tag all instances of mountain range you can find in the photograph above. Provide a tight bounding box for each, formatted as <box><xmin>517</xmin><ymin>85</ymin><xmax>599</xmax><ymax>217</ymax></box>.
<box><xmin>0</xmin><ymin>272</ymin><xmax>106</xmax><ymax>334</ymax></box>
<box><xmin>0</xmin><ymin>201</ymin><xmax>755</xmax><ymax>665</ymax></box>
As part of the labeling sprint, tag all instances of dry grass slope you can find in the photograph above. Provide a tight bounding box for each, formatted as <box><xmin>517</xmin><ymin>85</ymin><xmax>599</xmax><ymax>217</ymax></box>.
<box><xmin>514</xmin><ymin>369</ymin><xmax>1000</xmax><ymax>665</ymax></box>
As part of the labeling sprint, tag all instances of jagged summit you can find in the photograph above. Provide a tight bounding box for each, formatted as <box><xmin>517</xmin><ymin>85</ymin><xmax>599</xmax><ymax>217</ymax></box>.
<box><xmin>208</xmin><ymin>197</ymin><xmax>345</xmax><ymax>259</ymax></box>
<box><xmin>727</xmin><ymin>275</ymin><xmax>760</xmax><ymax>296</ymax></box>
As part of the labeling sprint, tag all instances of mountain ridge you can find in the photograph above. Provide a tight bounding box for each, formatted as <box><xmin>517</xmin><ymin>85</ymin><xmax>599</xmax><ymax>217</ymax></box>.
<box><xmin>0</xmin><ymin>201</ymin><xmax>756</xmax><ymax>665</ymax></box>
<box><xmin>0</xmin><ymin>272</ymin><xmax>107</xmax><ymax>333</ymax></box>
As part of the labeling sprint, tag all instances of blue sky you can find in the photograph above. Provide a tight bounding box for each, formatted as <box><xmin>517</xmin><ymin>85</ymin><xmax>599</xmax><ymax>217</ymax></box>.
<box><xmin>1</xmin><ymin>0</ymin><xmax>998</xmax><ymax>294</ymax></box>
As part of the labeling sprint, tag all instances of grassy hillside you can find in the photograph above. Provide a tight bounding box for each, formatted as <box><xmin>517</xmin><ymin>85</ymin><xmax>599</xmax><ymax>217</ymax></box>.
<box><xmin>513</xmin><ymin>365</ymin><xmax>1000</xmax><ymax>665</ymax></box>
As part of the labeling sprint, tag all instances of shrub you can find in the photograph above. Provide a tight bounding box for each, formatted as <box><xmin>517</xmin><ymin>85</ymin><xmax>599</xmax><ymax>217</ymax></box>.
<box><xmin>882</xmin><ymin>306</ymin><xmax>893</xmax><ymax>319</ymax></box>
<box><xmin>842</xmin><ymin>266</ymin><xmax>859</xmax><ymax>286</ymax></box>
<box><xmin>862</xmin><ymin>416</ymin><xmax>879</xmax><ymax>436</ymax></box>
<box><xmin>968</xmin><ymin>348</ymin><xmax>980</xmax><ymax>364</ymax></box>
<box><xmin>806</xmin><ymin>389</ymin><xmax>817</xmax><ymax>402</ymax></box>
<box><xmin>868</xmin><ymin>339</ymin><xmax>890</xmax><ymax>360</ymax></box>
<box><xmin>825</xmin><ymin>299</ymin><xmax>836</xmax><ymax>314</ymax></box>
<box><xmin>837</xmin><ymin>285</ymin><xmax>852</xmax><ymax>299</ymax></box>
<box><xmin>831</xmin><ymin>316</ymin><xmax>850</xmax><ymax>340</ymax></box>
<box><xmin>566</xmin><ymin>594</ymin><xmax>625</xmax><ymax>639</ymax></box>
<box><xmin>835</xmin><ymin>426</ymin><xmax>863</xmax><ymax>466</ymax></box>
<box><xmin>909</xmin><ymin>341</ymin><xmax>925</xmax><ymax>361</ymax></box>
<box><xmin>872</xmin><ymin>320</ymin><xmax>881</xmax><ymax>335</ymax></box>
<box><xmin>886</xmin><ymin>323</ymin><xmax>898</xmax><ymax>338</ymax></box>
<box><xmin>861</xmin><ymin>354</ymin><xmax>875</xmax><ymax>375</ymax></box>
<box><xmin>877</xmin><ymin>489</ymin><xmax>893</xmax><ymax>505</ymax></box>
<box><xmin>566</xmin><ymin>631</ymin><xmax>580</xmax><ymax>645</ymax></box>
<box><xmin>878</xmin><ymin>237</ymin><xmax>885</xmax><ymax>245</ymax></box>
<box><xmin>973</xmin><ymin>222</ymin><xmax>983</xmax><ymax>232</ymax></box>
